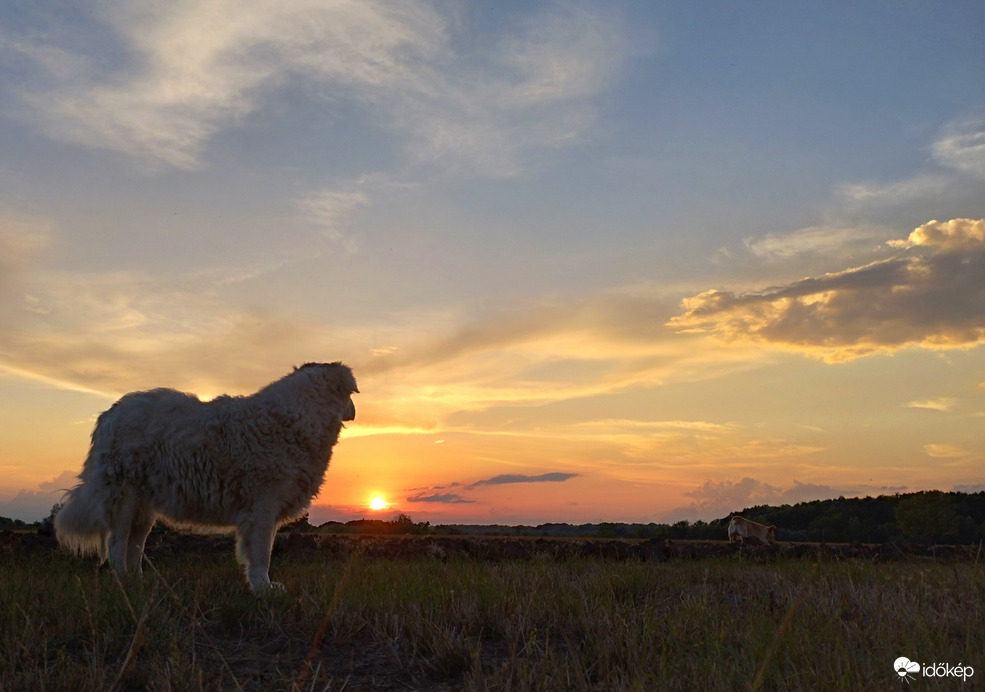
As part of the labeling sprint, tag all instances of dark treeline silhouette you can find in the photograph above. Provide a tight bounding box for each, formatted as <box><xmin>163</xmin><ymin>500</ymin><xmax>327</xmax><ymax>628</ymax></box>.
<box><xmin>0</xmin><ymin>516</ymin><xmax>33</xmax><ymax>531</ymax></box>
<box><xmin>435</xmin><ymin>491</ymin><xmax>985</xmax><ymax>544</ymax></box>
<box><xmin>6</xmin><ymin>491</ymin><xmax>984</xmax><ymax>544</ymax></box>
<box><xmin>730</xmin><ymin>490</ymin><xmax>985</xmax><ymax>544</ymax></box>
<box><xmin>296</xmin><ymin>512</ymin><xmax>432</xmax><ymax>536</ymax></box>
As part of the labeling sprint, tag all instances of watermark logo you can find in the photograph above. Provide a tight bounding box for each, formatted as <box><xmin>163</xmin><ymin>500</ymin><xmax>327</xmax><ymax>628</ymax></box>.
<box><xmin>895</xmin><ymin>656</ymin><xmax>975</xmax><ymax>684</ymax></box>
<box><xmin>895</xmin><ymin>657</ymin><xmax>920</xmax><ymax>684</ymax></box>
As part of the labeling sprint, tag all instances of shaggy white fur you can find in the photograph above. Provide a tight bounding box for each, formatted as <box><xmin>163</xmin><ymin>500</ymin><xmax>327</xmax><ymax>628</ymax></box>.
<box><xmin>54</xmin><ymin>362</ymin><xmax>357</xmax><ymax>592</ymax></box>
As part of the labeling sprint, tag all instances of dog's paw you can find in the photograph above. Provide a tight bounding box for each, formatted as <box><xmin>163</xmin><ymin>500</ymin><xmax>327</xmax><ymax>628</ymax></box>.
<box><xmin>254</xmin><ymin>581</ymin><xmax>287</xmax><ymax>596</ymax></box>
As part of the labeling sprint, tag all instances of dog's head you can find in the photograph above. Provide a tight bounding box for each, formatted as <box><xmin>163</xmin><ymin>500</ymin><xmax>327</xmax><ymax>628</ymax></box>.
<box><xmin>296</xmin><ymin>362</ymin><xmax>358</xmax><ymax>421</ymax></box>
<box><xmin>336</xmin><ymin>365</ymin><xmax>357</xmax><ymax>421</ymax></box>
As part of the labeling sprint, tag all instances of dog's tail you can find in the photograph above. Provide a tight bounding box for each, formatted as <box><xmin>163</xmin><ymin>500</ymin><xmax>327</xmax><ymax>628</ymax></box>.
<box><xmin>55</xmin><ymin>405</ymin><xmax>124</xmax><ymax>560</ymax></box>
<box><xmin>54</xmin><ymin>471</ymin><xmax>110</xmax><ymax>561</ymax></box>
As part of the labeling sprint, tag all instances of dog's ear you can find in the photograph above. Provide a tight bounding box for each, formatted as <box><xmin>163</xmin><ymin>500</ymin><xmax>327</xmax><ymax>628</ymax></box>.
<box><xmin>328</xmin><ymin>362</ymin><xmax>358</xmax><ymax>395</ymax></box>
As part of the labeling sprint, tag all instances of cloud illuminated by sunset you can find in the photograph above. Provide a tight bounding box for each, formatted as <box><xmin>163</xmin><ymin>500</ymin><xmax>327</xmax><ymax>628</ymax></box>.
<box><xmin>669</xmin><ymin>219</ymin><xmax>985</xmax><ymax>362</ymax></box>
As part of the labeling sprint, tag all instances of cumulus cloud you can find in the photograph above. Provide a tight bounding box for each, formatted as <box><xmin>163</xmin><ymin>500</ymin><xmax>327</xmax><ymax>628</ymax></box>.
<box><xmin>0</xmin><ymin>470</ymin><xmax>77</xmax><ymax>522</ymax></box>
<box><xmin>666</xmin><ymin>477</ymin><xmax>851</xmax><ymax>522</ymax></box>
<box><xmin>886</xmin><ymin>217</ymin><xmax>985</xmax><ymax>253</ymax></box>
<box><xmin>686</xmin><ymin>477</ymin><xmax>781</xmax><ymax>508</ymax></box>
<box><xmin>669</xmin><ymin>219</ymin><xmax>985</xmax><ymax>362</ymax></box>
<box><xmin>13</xmin><ymin>1</ymin><xmax>630</xmax><ymax>176</ymax></box>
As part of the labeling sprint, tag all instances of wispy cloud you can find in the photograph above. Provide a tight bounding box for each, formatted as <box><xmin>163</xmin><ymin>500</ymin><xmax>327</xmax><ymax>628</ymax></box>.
<box><xmin>565</xmin><ymin>419</ymin><xmax>736</xmax><ymax>434</ymax></box>
<box><xmin>903</xmin><ymin>397</ymin><xmax>956</xmax><ymax>412</ymax></box>
<box><xmin>404</xmin><ymin>471</ymin><xmax>579</xmax><ymax>506</ymax></box>
<box><xmin>669</xmin><ymin>218</ymin><xmax>985</xmax><ymax>362</ymax></box>
<box><xmin>17</xmin><ymin>0</ymin><xmax>447</xmax><ymax>169</ymax></box>
<box><xmin>406</xmin><ymin>492</ymin><xmax>474</xmax><ymax>504</ymax></box>
<box><xmin>392</xmin><ymin>2</ymin><xmax>631</xmax><ymax>177</ymax></box>
<box><xmin>0</xmin><ymin>222</ymin><xmax>761</xmax><ymax>413</ymax></box>
<box><xmin>837</xmin><ymin>175</ymin><xmax>951</xmax><ymax>204</ymax></box>
<box><xmin>14</xmin><ymin>1</ymin><xmax>630</xmax><ymax>177</ymax></box>
<box><xmin>924</xmin><ymin>443</ymin><xmax>970</xmax><ymax>459</ymax></box>
<box><xmin>932</xmin><ymin>115</ymin><xmax>985</xmax><ymax>180</ymax></box>
<box><xmin>0</xmin><ymin>261</ymin><xmax>335</xmax><ymax>397</ymax></box>
<box><xmin>0</xmin><ymin>214</ymin><xmax>53</xmax><ymax>299</ymax></box>
<box><xmin>294</xmin><ymin>187</ymin><xmax>369</xmax><ymax>254</ymax></box>
<box><xmin>0</xmin><ymin>214</ymin><xmax>51</xmax><ymax>258</ymax></box>
<box><xmin>339</xmin><ymin>291</ymin><xmax>774</xmax><ymax>439</ymax></box>
<box><xmin>837</xmin><ymin>115</ymin><xmax>985</xmax><ymax>205</ymax></box>
<box><xmin>744</xmin><ymin>225</ymin><xmax>881</xmax><ymax>260</ymax></box>
<box><xmin>467</xmin><ymin>472</ymin><xmax>579</xmax><ymax>489</ymax></box>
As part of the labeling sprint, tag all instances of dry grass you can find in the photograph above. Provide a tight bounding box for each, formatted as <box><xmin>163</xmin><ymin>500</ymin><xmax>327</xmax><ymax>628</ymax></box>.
<box><xmin>1</xmin><ymin>544</ymin><xmax>982</xmax><ymax>690</ymax></box>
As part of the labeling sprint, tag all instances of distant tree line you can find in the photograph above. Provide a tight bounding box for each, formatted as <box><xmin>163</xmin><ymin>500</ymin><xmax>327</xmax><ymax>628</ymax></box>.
<box><xmin>5</xmin><ymin>491</ymin><xmax>984</xmax><ymax>544</ymax></box>
<box><xmin>727</xmin><ymin>490</ymin><xmax>985</xmax><ymax>544</ymax></box>
<box><xmin>437</xmin><ymin>491</ymin><xmax>985</xmax><ymax>544</ymax></box>
<box><xmin>0</xmin><ymin>516</ymin><xmax>33</xmax><ymax>531</ymax></box>
<box><xmin>289</xmin><ymin>512</ymin><xmax>433</xmax><ymax>536</ymax></box>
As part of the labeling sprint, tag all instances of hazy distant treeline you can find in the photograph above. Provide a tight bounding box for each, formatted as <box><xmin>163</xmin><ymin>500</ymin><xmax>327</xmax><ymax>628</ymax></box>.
<box><xmin>4</xmin><ymin>490</ymin><xmax>984</xmax><ymax>544</ymax></box>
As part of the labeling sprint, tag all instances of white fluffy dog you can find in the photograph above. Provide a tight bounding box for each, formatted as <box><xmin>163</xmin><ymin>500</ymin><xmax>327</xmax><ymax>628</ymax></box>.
<box><xmin>55</xmin><ymin>362</ymin><xmax>357</xmax><ymax>592</ymax></box>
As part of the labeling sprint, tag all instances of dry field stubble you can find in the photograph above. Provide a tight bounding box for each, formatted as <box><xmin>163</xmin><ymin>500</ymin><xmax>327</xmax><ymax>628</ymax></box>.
<box><xmin>0</xmin><ymin>534</ymin><xmax>982</xmax><ymax>691</ymax></box>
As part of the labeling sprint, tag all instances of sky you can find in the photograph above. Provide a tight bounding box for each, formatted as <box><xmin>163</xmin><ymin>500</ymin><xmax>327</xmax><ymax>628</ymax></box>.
<box><xmin>1</xmin><ymin>1</ymin><xmax>984</xmax><ymax>525</ymax></box>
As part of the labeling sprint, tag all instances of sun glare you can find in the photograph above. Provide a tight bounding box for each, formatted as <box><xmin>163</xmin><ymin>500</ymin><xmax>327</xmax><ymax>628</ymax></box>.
<box><xmin>370</xmin><ymin>496</ymin><xmax>387</xmax><ymax>511</ymax></box>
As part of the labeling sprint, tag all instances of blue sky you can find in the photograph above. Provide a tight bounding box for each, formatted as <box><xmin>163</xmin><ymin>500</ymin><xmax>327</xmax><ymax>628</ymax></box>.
<box><xmin>1</xmin><ymin>1</ymin><xmax>983</xmax><ymax>523</ymax></box>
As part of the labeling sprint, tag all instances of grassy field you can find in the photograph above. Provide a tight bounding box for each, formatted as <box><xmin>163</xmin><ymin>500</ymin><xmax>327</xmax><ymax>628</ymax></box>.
<box><xmin>1</xmin><ymin>538</ymin><xmax>982</xmax><ymax>691</ymax></box>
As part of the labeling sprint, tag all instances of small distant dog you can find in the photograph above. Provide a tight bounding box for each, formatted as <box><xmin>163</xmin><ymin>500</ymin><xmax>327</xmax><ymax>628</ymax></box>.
<box><xmin>728</xmin><ymin>515</ymin><xmax>776</xmax><ymax>545</ymax></box>
<box><xmin>55</xmin><ymin>363</ymin><xmax>357</xmax><ymax>592</ymax></box>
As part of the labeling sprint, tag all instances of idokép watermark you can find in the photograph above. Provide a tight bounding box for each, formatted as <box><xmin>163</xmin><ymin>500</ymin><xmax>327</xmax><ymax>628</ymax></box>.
<box><xmin>895</xmin><ymin>657</ymin><xmax>975</xmax><ymax>684</ymax></box>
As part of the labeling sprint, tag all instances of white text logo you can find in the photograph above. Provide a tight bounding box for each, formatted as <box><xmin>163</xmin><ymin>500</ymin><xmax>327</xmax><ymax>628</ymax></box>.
<box><xmin>895</xmin><ymin>657</ymin><xmax>975</xmax><ymax>684</ymax></box>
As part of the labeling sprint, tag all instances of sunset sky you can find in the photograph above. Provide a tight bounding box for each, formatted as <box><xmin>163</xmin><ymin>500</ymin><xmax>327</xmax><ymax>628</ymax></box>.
<box><xmin>1</xmin><ymin>2</ymin><xmax>984</xmax><ymax>524</ymax></box>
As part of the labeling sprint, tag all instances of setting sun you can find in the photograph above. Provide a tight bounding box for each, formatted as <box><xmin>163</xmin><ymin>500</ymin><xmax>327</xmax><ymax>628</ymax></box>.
<box><xmin>370</xmin><ymin>496</ymin><xmax>388</xmax><ymax>511</ymax></box>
